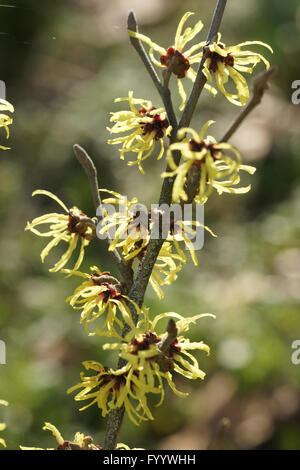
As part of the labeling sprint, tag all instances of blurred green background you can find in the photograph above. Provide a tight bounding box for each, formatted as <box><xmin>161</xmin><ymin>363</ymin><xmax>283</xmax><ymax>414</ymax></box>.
<box><xmin>0</xmin><ymin>0</ymin><xmax>300</xmax><ymax>450</ymax></box>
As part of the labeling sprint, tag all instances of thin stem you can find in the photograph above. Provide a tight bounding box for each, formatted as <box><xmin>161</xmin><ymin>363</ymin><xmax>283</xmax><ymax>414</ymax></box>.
<box><xmin>73</xmin><ymin>144</ymin><xmax>101</xmax><ymax>209</ymax></box>
<box><xmin>221</xmin><ymin>66</ymin><xmax>277</xmax><ymax>142</ymax></box>
<box><xmin>127</xmin><ymin>10</ymin><xmax>178</xmax><ymax>132</ymax></box>
<box><xmin>73</xmin><ymin>144</ymin><xmax>133</xmax><ymax>289</ymax></box>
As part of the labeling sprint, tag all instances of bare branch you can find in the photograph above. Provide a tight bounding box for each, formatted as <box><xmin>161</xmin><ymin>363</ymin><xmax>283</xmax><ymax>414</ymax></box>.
<box><xmin>73</xmin><ymin>144</ymin><xmax>101</xmax><ymax>209</ymax></box>
<box><xmin>73</xmin><ymin>144</ymin><xmax>133</xmax><ymax>289</ymax></box>
<box><xmin>221</xmin><ymin>66</ymin><xmax>277</xmax><ymax>142</ymax></box>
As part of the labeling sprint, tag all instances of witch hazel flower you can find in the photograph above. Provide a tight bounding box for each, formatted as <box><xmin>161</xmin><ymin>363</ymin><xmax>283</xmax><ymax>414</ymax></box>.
<box><xmin>20</xmin><ymin>422</ymin><xmax>142</xmax><ymax>450</ymax></box>
<box><xmin>162</xmin><ymin>121</ymin><xmax>256</xmax><ymax>204</ymax></box>
<box><xmin>128</xmin><ymin>12</ymin><xmax>217</xmax><ymax>110</ymax></box>
<box><xmin>68</xmin><ymin>361</ymin><xmax>158</xmax><ymax>426</ymax></box>
<box><xmin>98</xmin><ymin>191</ymin><xmax>183</xmax><ymax>299</ymax></box>
<box><xmin>107</xmin><ymin>91</ymin><xmax>171</xmax><ymax>173</ymax></box>
<box><xmin>150</xmin><ymin>312</ymin><xmax>214</xmax><ymax>380</ymax></box>
<box><xmin>62</xmin><ymin>266</ymin><xmax>140</xmax><ymax>338</ymax></box>
<box><xmin>20</xmin><ymin>422</ymin><xmax>103</xmax><ymax>450</ymax></box>
<box><xmin>148</xmin><ymin>242</ymin><xmax>184</xmax><ymax>300</ymax></box>
<box><xmin>25</xmin><ymin>190</ymin><xmax>96</xmax><ymax>272</ymax></box>
<box><xmin>104</xmin><ymin>310</ymin><xmax>215</xmax><ymax>411</ymax></box>
<box><xmin>202</xmin><ymin>33</ymin><xmax>273</xmax><ymax>106</ymax></box>
<box><xmin>98</xmin><ymin>190</ymin><xmax>216</xmax><ymax>298</ymax></box>
<box><xmin>98</xmin><ymin>189</ymin><xmax>150</xmax><ymax>259</ymax></box>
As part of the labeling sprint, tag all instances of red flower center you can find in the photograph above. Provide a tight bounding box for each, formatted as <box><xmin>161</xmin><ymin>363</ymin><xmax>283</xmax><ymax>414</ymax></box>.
<box><xmin>206</xmin><ymin>44</ymin><xmax>234</xmax><ymax>73</ymax></box>
<box><xmin>189</xmin><ymin>139</ymin><xmax>220</xmax><ymax>167</ymax></box>
<box><xmin>130</xmin><ymin>332</ymin><xmax>160</xmax><ymax>354</ymax></box>
<box><xmin>139</xmin><ymin>107</ymin><xmax>169</xmax><ymax>140</ymax></box>
<box><xmin>168</xmin><ymin>340</ymin><xmax>181</xmax><ymax>357</ymax></box>
<box><xmin>160</xmin><ymin>47</ymin><xmax>190</xmax><ymax>78</ymax></box>
<box><xmin>98</xmin><ymin>372</ymin><xmax>127</xmax><ymax>392</ymax></box>
<box><xmin>91</xmin><ymin>273</ymin><xmax>122</xmax><ymax>302</ymax></box>
<box><xmin>98</xmin><ymin>283</ymin><xmax>121</xmax><ymax>302</ymax></box>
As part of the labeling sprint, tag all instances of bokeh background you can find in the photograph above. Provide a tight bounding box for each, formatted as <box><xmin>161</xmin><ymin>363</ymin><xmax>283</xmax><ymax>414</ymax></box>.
<box><xmin>0</xmin><ymin>0</ymin><xmax>300</xmax><ymax>450</ymax></box>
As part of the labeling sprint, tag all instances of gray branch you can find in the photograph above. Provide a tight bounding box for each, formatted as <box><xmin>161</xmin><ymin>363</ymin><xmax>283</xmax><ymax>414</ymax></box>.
<box><xmin>127</xmin><ymin>10</ymin><xmax>178</xmax><ymax>133</ymax></box>
<box><xmin>73</xmin><ymin>144</ymin><xmax>133</xmax><ymax>289</ymax></box>
<box><xmin>221</xmin><ymin>66</ymin><xmax>277</xmax><ymax>142</ymax></box>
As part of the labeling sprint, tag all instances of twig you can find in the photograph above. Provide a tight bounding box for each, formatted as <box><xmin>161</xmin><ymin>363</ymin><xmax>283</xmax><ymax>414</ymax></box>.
<box><xmin>73</xmin><ymin>144</ymin><xmax>134</xmax><ymax>289</ymax></box>
<box><xmin>221</xmin><ymin>66</ymin><xmax>277</xmax><ymax>142</ymax></box>
<box><xmin>180</xmin><ymin>0</ymin><xmax>228</xmax><ymax>127</ymax></box>
<box><xmin>73</xmin><ymin>144</ymin><xmax>101</xmax><ymax>209</ymax></box>
<box><xmin>127</xmin><ymin>11</ymin><xmax>178</xmax><ymax>132</ymax></box>
<box><xmin>157</xmin><ymin>319</ymin><xmax>178</xmax><ymax>354</ymax></box>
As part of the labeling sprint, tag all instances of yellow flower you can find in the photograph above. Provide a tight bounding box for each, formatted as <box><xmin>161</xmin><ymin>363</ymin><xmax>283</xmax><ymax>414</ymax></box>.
<box><xmin>25</xmin><ymin>190</ymin><xmax>96</xmax><ymax>272</ymax></box>
<box><xmin>104</xmin><ymin>310</ymin><xmax>215</xmax><ymax>404</ymax></box>
<box><xmin>128</xmin><ymin>12</ymin><xmax>217</xmax><ymax>110</ymax></box>
<box><xmin>20</xmin><ymin>422</ymin><xmax>103</xmax><ymax>450</ymax></box>
<box><xmin>150</xmin><ymin>312</ymin><xmax>213</xmax><ymax>380</ymax></box>
<box><xmin>20</xmin><ymin>422</ymin><xmax>139</xmax><ymax>450</ymax></box>
<box><xmin>0</xmin><ymin>400</ymin><xmax>8</xmax><ymax>448</ymax></box>
<box><xmin>68</xmin><ymin>361</ymin><xmax>157</xmax><ymax>426</ymax></box>
<box><xmin>63</xmin><ymin>266</ymin><xmax>139</xmax><ymax>338</ymax></box>
<box><xmin>162</xmin><ymin>121</ymin><xmax>256</xmax><ymax>204</ymax></box>
<box><xmin>202</xmin><ymin>33</ymin><xmax>273</xmax><ymax>106</ymax></box>
<box><xmin>107</xmin><ymin>91</ymin><xmax>171</xmax><ymax>173</ymax></box>
<box><xmin>99</xmin><ymin>191</ymin><xmax>183</xmax><ymax>299</ymax></box>
<box><xmin>142</xmin><ymin>241</ymin><xmax>184</xmax><ymax>300</ymax></box>
<box><xmin>0</xmin><ymin>99</ymin><xmax>14</xmax><ymax>150</ymax></box>
<box><xmin>116</xmin><ymin>443</ymin><xmax>144</xmax><ymax>450</ymax></box>
<box><xmin>98</xmin><ymin>189</ymin><xmax>150</xmax><ymax>259</ymax></box>
<box><xmin>98</xmin><ymin>190</ymin><xmax>216</xmax><ymax>298</ymax></box>
<box><xmin>166</xmin><ymin>218</ymin><xmax>217</xmax><ymax>268</ymax></box>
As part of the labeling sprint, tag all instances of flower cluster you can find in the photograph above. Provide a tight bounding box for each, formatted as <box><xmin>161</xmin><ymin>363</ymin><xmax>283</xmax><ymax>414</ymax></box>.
<box><xmin>202</xmin><ymin>33</ymin><xmax>273</xmax><ymax>106</ymax></box>
<box><xmin>98</xmin><ymin>189</ymin><xmax>216</xmax><ymax>299</ymax></box>
<box><xmin>69</xmin><ymin>310</ymin><xmax>214</xmax><ymax>425</ymax></box>
<box><xmin>0</xmin><ymin>400</ymin><xmax>8</xmax><ymax>448</ymax></box>
<box><xmin>20</xmin><ymin>422</ymin><xmax>140</xmax><ymax>450</ymax></box>
<box><xmin>128</xmin><ymin>12</ymin><xmax>272</xmax><ymax>109</ymax></box>
<box><xmin>162</xmin><ymin>121</ymin><xmax>256</xmax><ymax>204</ymax></box>
<box><xmin>107</xmin><ymin>91</ymin><xmax>171</xmax><ymax>173</ymax></box>
<box><xmin>62</xmin><ymin>266</ymin><xmax>139</xmax><ymax>338</ymax></box>
<box><xmin>128</xmin><ymin>12</ymin><xmax>217</xmax><ymax>110</ymax></box>
<box><xmin>25</xmin><ymin>190</ymin><xmax>97</xmax><ymax>272</ymax></box>
<box><xmin>0</xmin><ymin>99</ymin><xmax>14</xmax><ymax>150</ymax></box>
